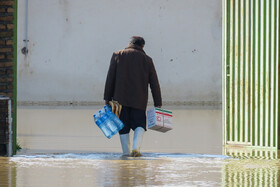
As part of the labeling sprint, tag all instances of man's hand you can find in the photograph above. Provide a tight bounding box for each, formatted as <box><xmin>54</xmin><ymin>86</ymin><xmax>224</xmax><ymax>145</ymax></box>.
<box><xmin>105</xmin><ymin>100</ymin><xmax>109</xmax><ymax>105</ymax></box>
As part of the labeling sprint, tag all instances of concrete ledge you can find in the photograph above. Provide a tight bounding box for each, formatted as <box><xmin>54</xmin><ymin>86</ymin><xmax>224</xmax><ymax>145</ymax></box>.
<box><xmin>17</xmin><ymin>101</ymin><xmax>222</xmax><ymax>109</ymax></box>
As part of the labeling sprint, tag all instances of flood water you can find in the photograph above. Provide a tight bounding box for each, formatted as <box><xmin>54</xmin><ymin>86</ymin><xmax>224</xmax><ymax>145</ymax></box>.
<box><xmin>1</xmin><ymin>106</ymin><xmax>280</xmax><ymax>186</ymax></box>
<box><xmin>16</xmin><ymin>106</ymin><xmax>222</xmax><ymax>154</ymax></box>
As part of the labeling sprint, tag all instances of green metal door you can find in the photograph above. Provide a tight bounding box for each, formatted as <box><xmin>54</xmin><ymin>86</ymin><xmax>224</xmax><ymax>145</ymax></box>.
<box><xmin>223</xmin><ymin>0</ymin><xmax>280</xmax><ymax>148</ymax></box>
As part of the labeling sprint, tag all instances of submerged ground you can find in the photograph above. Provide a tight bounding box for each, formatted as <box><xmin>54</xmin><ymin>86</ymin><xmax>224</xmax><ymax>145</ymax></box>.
<box><xmin>1</xmin><ymin>106</ymin><xmax>279</xmax><ymax>186</ymax></box>
<box><xmin>2</xmin><ymin>152</ymin><xmax>280</xmax><ymax>186</ymax></box>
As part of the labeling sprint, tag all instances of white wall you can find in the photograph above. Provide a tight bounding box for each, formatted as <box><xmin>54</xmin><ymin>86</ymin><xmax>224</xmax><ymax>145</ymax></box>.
<box><xmin>17</xmin><ymin>0</ymin><xmax>222</xmax><ymax>106</ymax></box>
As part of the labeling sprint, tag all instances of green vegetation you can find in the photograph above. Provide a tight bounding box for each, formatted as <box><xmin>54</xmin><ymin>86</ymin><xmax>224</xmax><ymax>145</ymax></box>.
<box><xmin>16</xmin><ymin>140</ymin><xmax>22</xmax><ymax>151</ymax></box>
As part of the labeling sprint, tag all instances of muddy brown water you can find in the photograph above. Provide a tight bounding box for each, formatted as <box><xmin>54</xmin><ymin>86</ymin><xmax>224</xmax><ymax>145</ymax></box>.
<box><xmin>1</xmin><ymin>106</ymin><xmax>280</xmax><ymax>186</ymax></box>
<box><xmin>16</xmin><ymin>106</ymin><xmax>222</xmax><ymax>154</ymax></box>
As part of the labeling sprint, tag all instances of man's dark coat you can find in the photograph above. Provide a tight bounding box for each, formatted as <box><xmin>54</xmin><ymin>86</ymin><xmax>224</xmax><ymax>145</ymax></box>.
<box><xmin>104</xmin><ymin>44</ymin><xmax>162</xmax><ymax>110</ymax></box>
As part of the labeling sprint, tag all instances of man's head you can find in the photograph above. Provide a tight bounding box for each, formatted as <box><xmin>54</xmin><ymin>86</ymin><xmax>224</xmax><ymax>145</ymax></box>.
<box><xmin>130</xmin><ymin>36</ymin><xmax>145</xmax><ymax>48</ymax></box>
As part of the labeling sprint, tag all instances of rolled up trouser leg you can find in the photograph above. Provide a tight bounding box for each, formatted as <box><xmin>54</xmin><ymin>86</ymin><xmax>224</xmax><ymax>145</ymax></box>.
<box><xmin>120</xmin><ymin>133</ymin><xmax>130</xmax><ymax>155</ymax></box>
<box><xmin>132</xmin><ymin>127</ymin><xmax>145</xmax><ymax>152</ymax></box>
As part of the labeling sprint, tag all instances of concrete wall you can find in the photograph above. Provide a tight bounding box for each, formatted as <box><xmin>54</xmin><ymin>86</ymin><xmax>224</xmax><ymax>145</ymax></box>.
<box><xmin>17</xmin><ymin>0</ymin><xmax>222</xmax><ymax>106</ymax></box>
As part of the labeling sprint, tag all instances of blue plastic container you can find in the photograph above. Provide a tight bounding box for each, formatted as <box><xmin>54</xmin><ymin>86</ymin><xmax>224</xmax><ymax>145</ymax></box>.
<box><xmin>93</xmin><ymin>105</ymin><xmax>124</xmax><ymax>139</ymax></box>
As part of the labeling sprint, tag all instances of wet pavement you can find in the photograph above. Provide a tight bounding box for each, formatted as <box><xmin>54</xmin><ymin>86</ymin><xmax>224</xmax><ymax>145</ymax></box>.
<box><xmin>1</xmin><ymin>107</ymin><xmax>280</xmax><ymax>186</ymax></box>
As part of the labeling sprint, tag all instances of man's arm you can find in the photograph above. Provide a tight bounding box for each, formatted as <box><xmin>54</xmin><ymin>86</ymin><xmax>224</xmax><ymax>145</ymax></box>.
<box><xmin>149</xmin><ymin>59</ymin><xmax>162</xmax><ymax>108</ymax></box>
<box><xmin>104</xmin><ymin>53</ymin><xmax>118</xmax><ymax>102</ymax></box>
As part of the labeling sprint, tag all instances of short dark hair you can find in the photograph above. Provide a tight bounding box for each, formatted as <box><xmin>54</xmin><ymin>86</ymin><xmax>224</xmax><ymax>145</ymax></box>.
<box><xmin>130</xmin><ymin>36</ymin><xmax>145</xmax><ymax>47</ymax></box>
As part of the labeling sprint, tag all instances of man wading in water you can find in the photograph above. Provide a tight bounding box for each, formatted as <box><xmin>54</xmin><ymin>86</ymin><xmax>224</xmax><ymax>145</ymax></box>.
<box><xmin>104</xmin><ymin>36</ymin><xmax>162</xmax><ymax>157</ymax></box>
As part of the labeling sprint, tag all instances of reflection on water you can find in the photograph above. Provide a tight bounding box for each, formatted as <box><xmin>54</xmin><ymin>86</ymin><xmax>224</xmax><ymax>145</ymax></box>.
<box><xmin>223</xmin><ymin>159</ymin><xmax>279</xmax><ymax>186</ymax></box>
<box><xmin>1</xmin><ymin>151</ymin><xmax>280</xmax><ymax>186</ymax></box>
<box><xmin>2</xmin><ymin>153</ymin><xmax>226</xmax><ymax>187</ymax></box>
<box><xmin>7</xmin><ymin>107</ymin><xmax>280</xmax><ymax>186</ymax></box>
<box><xmin>0</xmin><ymin>157</ymin><xmax>16</xmax><ymax>187</ymax></box>
<box><xmin>223</xmin><ymin>147</ymin><xmax>280</xmax><ymax>186</ymax></box>
<box><xmin>1</xmin><ymin>152</ymin><xmax>280</xmax><ymax>186</ymax></box>
<box><xmin>225</xmin><ymin>147</ymin><xmax>280</xmax><ymax>159</ymax></box>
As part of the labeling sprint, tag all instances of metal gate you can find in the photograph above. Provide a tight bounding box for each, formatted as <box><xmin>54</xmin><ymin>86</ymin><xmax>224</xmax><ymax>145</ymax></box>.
<box><xmin>0</xmin><ymin>97</ymin><xmax>12</xmax><ymax>156</ymax></box>
<box><xmin>223</xmin><ymin>0</ymin><xmax>280</xmax><ymax>148</ymax></box>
